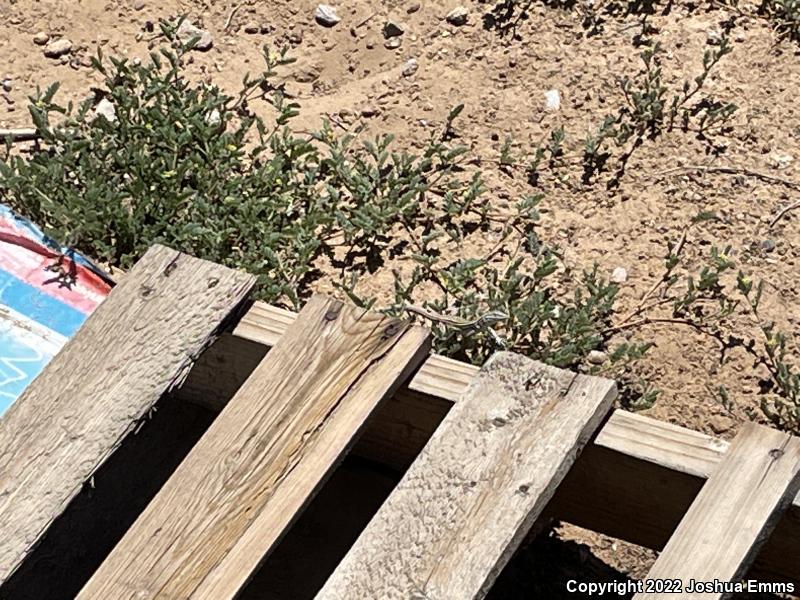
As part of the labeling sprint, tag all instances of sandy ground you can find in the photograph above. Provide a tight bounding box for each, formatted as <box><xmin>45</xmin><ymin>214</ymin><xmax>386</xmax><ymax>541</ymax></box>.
<box><xmin>2</xmin><ymin>0</ymin><xmax>799</xmax><ymax>588</ymax></box>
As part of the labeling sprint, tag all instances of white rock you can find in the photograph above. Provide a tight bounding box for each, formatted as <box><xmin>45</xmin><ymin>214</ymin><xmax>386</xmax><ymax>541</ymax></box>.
<box><xmin>401</xmin><ymin>58</ymin><xmax>418</xmax><ymax>77</ymax></box>
<box><xmin>587</xmin><ymin>350</ymin><xmax>608</xmax><ymax>365</ymax></box>
<box><xmin>43</xmin><ymin>38</ymin><xmax>73</xmax><ymax>58</ymax></box>
<box><xmin>445</xmin><ymin>6</ymin><xmax>469</xmax><ymax>26</ymax></box>
<box><xmin>206</xmin><ymin>108</ymin><xmax>221</xmax><ymax>126</ymax></box>
<box><xmin>176</xmin><ymin>20</ymin><xmax>213</xmax><ymax>51</ymax></box>
<box><xmin>93</xmin><ymin>98</ymin><xmax>117</xmax><ymax>123</ymax></box>
<box><xmin>315</xmin><ymin>4</ymin><xmax>340</xmax><ymax>27</ymax></box>
<box><xmin>544</xmin><ymin>89</ymin><xmax>561</xmax><ymax>111</ymax></box>
<box><xmin>770</xmin><ymin>152</ymin><xmax>794</xmax><ymax>170</ymax></box>
<box><xmin>611</xmin><ymin>267</ymin><xmax>628</xmax><ymax>283</ymax></box>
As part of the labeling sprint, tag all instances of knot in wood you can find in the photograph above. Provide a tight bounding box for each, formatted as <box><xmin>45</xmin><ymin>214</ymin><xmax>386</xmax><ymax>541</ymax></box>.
<box><xmin>769</xmin><ymin>448</ymin><xmax>785</xmax><ymax>460</ymax></box>
<box><xmin>324</xmin><ymin>306</ymin><xmax>342</xmax><ymax>321</ymax></box>
<box><xmin>383</xmin><ymin>322</ymin><xmax>401</xmax><ymax>338</ymax></box>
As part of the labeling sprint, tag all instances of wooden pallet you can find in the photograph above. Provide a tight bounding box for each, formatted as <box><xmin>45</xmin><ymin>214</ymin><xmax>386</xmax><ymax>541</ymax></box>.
<box><xmin>1</xmin><ymin>246</ymin><xmax>799</xmax><ymax>599</ymax></box>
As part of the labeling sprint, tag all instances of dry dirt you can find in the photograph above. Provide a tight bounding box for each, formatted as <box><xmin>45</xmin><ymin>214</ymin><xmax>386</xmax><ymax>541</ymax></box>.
<box><xmin>2</xmin><ymin>0</ymin><xmax>799</xmax><ymax>591</ymax></box>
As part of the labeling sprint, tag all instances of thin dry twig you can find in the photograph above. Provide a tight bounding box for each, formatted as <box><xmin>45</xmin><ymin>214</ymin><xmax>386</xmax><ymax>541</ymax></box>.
<box><xmin>323</xmin><ymin>112</ymin><xmax>349</xmax><ymax>132</ymax></box>
<box><xmin>770</xmin><ymin>201</ymin><xmax>800</xmax><ymax>229</ymax></box>
<box><xmin>355</xmin><ymin>12</ymin><xmax>377</xmax><ymax>29</ymax></box>
<box><xmin>602</xmin><ymin>316</ymin><xmax>708</xmax><ymax>336</ymax></box>
<box><xmin>224</xmin><ymin>3</ymin><xmax>244</xmax><ymax>31</ymax></box>
<box><xmin>616</xmin><ymin>226</ymin><xmax>689</xmax><ymax>326</ymax></box>
<box><xmin>654</xmin><ymin>164</ymin><xmax>800</xmax><ymax>191</ymax></box>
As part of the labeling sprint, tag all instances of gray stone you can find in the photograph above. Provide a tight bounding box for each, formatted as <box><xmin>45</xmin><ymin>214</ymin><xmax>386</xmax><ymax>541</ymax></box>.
<box><xmin>176</xmin><ymin>19</ymin><xmax>213</xmax><ymax>51</ymax></box>
<box><xmin>43</xmin><ymin>38</ymin><xmax>73</xmax><ymax>58</ymax></box>
<box><xmin>384</xmin><ymin>37</ymin><xmax>402</xmax><ymax>49</ymax></box>
<box><xmin>401</xmin><ymin>58</ymin><xmax>418</xmax><ymax>77</ymax></box>
<box><xmin>587</xmin><ymin>350</ymin><xmax>608</xmax><ymax>365</ymax></box>
<box><xmin>407</xmin><ymin>2</ymin><xmax>421</xmax><ymax>13</ymax></box>
<box><xmin>445</xmin><ymin>6</ymin><xmax>469</xmax><ymax>26</ymax></box>
<box><xmin>315</xmin><ymin>4</ymin><xmax>340</xmax><ymax>27</ymax></box>
<box><xmin>761</xmin><ymin>239</ymin><xmax>776</xmax><ymax>253</ymax></box>
<box><xmin>383</xmin><ymin>20</ymin><xmax>404</xmax><ymax>38</ymax></box>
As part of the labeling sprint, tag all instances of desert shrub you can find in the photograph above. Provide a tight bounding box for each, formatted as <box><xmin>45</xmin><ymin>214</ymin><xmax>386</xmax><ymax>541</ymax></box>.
<box><xmin>0</xmin><ymin>21</ymin><xmax>633</xmax><ymax>380</ymax></box>
<box><xmin>761</xmin><ymin>0</ymin><xmax>800</xmax><ymax>40</ymax></box>
<box><xmin>500</xmin><ymin>36</ymin><xmax>737</xmax><ymax>185</ymax></box>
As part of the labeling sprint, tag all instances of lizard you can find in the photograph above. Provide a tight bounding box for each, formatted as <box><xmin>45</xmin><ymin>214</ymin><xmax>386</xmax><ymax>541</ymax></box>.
<box><xmin>402</xmin><ymin>304</ymin><xmax>509</xmax><ymax>348</ymax></box>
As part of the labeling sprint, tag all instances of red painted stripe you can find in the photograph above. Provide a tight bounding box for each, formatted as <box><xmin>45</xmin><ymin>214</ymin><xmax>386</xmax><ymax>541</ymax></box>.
<box><xmin>0</xmin><ymin>232</ymin><xmax>111</xmax><ymax>314</ymax></box>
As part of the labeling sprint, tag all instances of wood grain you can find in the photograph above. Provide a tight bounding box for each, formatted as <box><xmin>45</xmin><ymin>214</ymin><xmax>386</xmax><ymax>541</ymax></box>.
<box><xmin>0</xmin><ymin>245</ymin><xmax>254</xmax><ymax>585</ymax></box>
<box><xmin>79</xmin><ymin>295</ymin><xmax>431</xmax><ymax>600</ymax></box>
<box><xmin>634</xmin><ymin>422</ymin><xmax>800</xmax><ymax>600</ymax></box>
<box><xmin>316</xmin><ymin>351</ymin><xmax>617</xmax><ymax>600</ymax></box>
<box><xmin>176</xmin><ymin>299</ymin><xmax>800</xmax><ymax>585</ymax></box>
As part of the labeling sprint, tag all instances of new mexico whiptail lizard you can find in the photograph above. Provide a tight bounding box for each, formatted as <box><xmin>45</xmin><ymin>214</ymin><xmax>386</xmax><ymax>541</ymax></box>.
<box><xmin>403</xmin><ymin>305</ymin><xmax>509</xmax><ymax>347</ymax></box>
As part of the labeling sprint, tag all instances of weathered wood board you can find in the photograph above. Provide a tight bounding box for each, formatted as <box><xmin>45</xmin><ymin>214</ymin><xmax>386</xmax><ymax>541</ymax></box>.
<box><xmin>78</xmin><ymin>295</ymin><xmax>431</xmax><ymax>600</ymax></box>
<box><xmin>175</xmin><ymin>300</ymin><xmax>800</xmax><ymax>585</ymax></box>
<box><xmin>634</xmin><ymin>422</ymin><xmax>800</xmax><ymax>600</ymax></box>
<box><xmin>316</xmin><ymin>351</ymin><xmax>617</xmax><ymax>600</ymax></box>
<box><xmin>0</xmin><ymin>245</ymin><xmax>254</xmax><ymax>585</ymax></box>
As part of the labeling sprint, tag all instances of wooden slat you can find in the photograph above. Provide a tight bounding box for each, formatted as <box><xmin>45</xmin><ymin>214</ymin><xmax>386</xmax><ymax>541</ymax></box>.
<box><xmin>186</xmin><ymin>300</ymin><xmax>800</xmax><ymax>585</ymax></box>
<box><xmin>634</xmin><ymin>422</ymin><xmax>800</xmax><ymax>600</ymax></box>
<box><xmin>316</xmin><ymin>351</ymin><xmax>616</xmax><ymax>600</ymax></box>
<box><xmin>0</xmin><ymin>245</ymin><xmax>255</xmax><ymax>585</ymax></box>
<box><xmin>79</xmin><ymin>295</ymin><xmax>431</xmax><ymax>600</ymax></box>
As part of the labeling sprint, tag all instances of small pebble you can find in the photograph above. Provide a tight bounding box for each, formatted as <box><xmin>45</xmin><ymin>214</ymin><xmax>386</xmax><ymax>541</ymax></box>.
<box><xmin>33</xmin><ymin>31</ymin><xmax>50</xmax><ymax>46</ymax></box>
<box><xmin>761</xmin><ymin>239</ymin><xmax>776</xmax><ymax>253</ymax></box>
<box><xmin>132</xmin><ymin>0</ymin><xmax>146</xmax><ymax>10</ymax></box>
<box><xmin>244</xmin><ymin>24</ymin><xmax>260</xmax><ymax>34</ymax></box>
<box><xmin>383</xmin><ymin>20</ymin><xmax>404</xmax><ymax>38</ymax></box>
<box><xmin>407</xmin><ymin>2</ymin><xmax>421</xmax><ymax>13</ymax></box>
<box><xmin>587</xmin><ymin>350</ymin><xmax>608</xmax><ymax>365</ymax></box>
<box><xmin>706</xmin><ymin>28</ymin><xmax>722</xmax><ymax>45</ymax></box>
<box><xmin>445</xmin><ymin>6</ymin><xmax>469</xmax><ymax>26</ymax></box>
<box><xmin>206</xmin><ymin>108</ymin><xmax>221</xmax><ymax>126</ymax></box>
<box><xmin>709</xmin><ymin>415</ymin><xmax>733</xmax><ymax>434</ymax></box>
<box><xmin>43</xmin><ymin>38</ymin><xmax>73</xmax><ymax>58</ymax></box>
<box><xmin>93</xmin><ymin>97</ymin><xmax>117</xmax><ymax>123</ymax></box>
<box><xmin>770</xmin><ymin>152</ymin><xmax>794</xmax><ymax>170</ymax></box>
<box><xmin>315</xmin><ymin>4</ymin><xmax>341</xmax><ymax>27</ymax></box>
<box><xmin>384</xmin><ymin>38</ymin><xmax>402</xmax><ymax>50</ymax></box>
<box><xmin>1</xmin><ymin>79</ymin><xmax>11</xmax><ymax>92</ymax></box>
<box><xmin>544</xmin><ymin>89</ymin><xmax>561</xmax><ymax>111</ymax></box>
<box><xmin>611</xmin><ymin>267</ymin><xmax>628</xmax><ymax>283</ymax></box>
<box><xmin>401</xmin><ymin>58</ymin><xmax>418</xmax><ymax>77</ymax></box>
<box><xmin>176</xmin><ymin>20</ymin><xmax>213</xmax><ymax>51</ymax></box>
